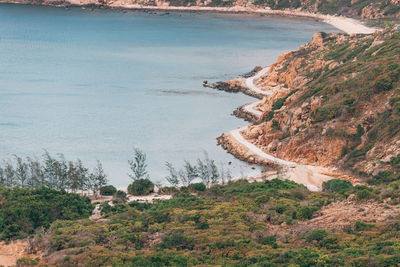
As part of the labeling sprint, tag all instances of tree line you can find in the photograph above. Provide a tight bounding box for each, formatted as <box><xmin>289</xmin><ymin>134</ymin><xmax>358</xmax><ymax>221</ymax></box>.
<box><xmin>0</xmin><ymin>152</ymin><xmax>108</xmax><ymax>194</ymax></box>
<box><xmin>164</xmin><ymin>153</ymin><xmax>233</xmax><ymax>187</ymax></box>
<box><xmin>0</xmin><ymin>149</ymin><xmax>234</xmax><ymax>194</ymax></box>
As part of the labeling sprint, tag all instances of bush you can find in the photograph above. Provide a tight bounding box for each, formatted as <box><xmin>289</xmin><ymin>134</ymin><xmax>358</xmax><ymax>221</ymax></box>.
<box><xmin>305</xmin><ymin>229</ymin><xmax>328</xmax><ymax>242</ymax></box>
<box><xmin>374</xmin><ymin>78</ymin><xmax>393</xmax><ymax>92</ymax></box>
<box><xmin>298</xmin><ymin>206</ymin><xmax>314</xmax><ymax>220</ymax></box>
<box><xmin>354</xmin><ymin>221</ymin><xmax>374</xmax><ymax>231</ymax></box>
<box><xmin>158</xmin><ymin>230</ymin><xmax>194</xmax><ymax>250</ymax></box>
<box><xmin>114</xmin><ymin>190</ymin><xmax>128</xmax><ymax>203</ymax></box>
<box><xmin>313</xmin><ymin>105</ymin><xmax>340</xmax><ymax>122</ymax></box>
<box><xmin>260</xmin><ymin>235</ymin><xmax>277</xmax><ymax>248</ymax></box>
<box><xmin>356</xmin><ymin>189</ymin><xmax>373</xmax><ymax>200</ymax></box>
<box><xmin>323</xmin><ymin>179</ymin><xmax>353</xmax><ymax>195</ymax></box>
<box><xmin>128</xmin><ymin>179</ymin><xmax>154</xmax><ymax>196</ymax></box>
<box><xmin>16</xmin><ymin>257</ymin><xmax>39</xmax><ymax>266</ymax></box>
<box><xmin>0</xmin><ymin>187</ymin><xmax>93</xmax><ymax>240</ymax></box>
<box><xmin>188</xmin><ymin>183</ymin><xmax>206</xmax><ymax>192</ymax></box>
<box><xmin>100</xmin><ymin>185</ymin><xmax>117</xmax><ymax>196</ymax></box>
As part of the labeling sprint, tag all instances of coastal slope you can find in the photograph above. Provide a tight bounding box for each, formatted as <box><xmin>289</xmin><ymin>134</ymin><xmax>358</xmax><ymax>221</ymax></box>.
<box><xmin>217</xmin><ymin>28</ymin><xmax>400</xmax><ymax>186</ymax></box>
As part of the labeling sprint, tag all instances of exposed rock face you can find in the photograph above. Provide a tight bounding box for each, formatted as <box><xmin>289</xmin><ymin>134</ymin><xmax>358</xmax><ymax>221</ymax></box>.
<box><xmin>229</xmin><ymin>29</ymin><xmax>400</xmax><ymax>180</ymax></box>
<box><xmin>361</xmin><ymin>5</ymin><xmax>384</xmax><ymax>19</ymax></box>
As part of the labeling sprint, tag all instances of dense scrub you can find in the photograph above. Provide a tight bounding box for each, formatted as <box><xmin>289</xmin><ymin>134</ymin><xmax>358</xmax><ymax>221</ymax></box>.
<box><xmin>0</xmin><ymin>187</ymin><xmax>93</xmax><ymax>240</ymax></box>
<box><xmin>23</xmin><ymin>178</ymin><xmax>400</xmax><ymax>266</ymax></box>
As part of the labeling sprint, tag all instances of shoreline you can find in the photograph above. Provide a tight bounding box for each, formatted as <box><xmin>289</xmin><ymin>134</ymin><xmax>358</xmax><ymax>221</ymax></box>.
<box><xmin>0</xmin><ymin>2</ymin><xmax>378</xmax><ymax>34</ymax></box>
<box><xmin>216</xmin><ymin>68</ymin><xmax>358</xmax><ymax>191</ymax></box>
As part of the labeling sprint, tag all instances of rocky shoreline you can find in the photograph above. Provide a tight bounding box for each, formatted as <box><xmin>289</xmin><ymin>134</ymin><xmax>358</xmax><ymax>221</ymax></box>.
<box><xmin>232</xmin><ymin>104</ymin><xmax>260</xmax><ymax>123</ymax></box>
<box><xmin>217</xmin><ymin>131</ymin><xmax>273</xmax><ymax>166</ymax></box>
<box><xmin>203</xmin><ymin>79</ymin><xmax>265</xmax><ymax>99</ymax></box>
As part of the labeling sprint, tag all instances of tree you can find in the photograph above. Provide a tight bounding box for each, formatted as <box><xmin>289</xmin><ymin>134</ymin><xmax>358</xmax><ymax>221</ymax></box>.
<box><xmin>43</xmin><ymin>151</ymin><xmax>57</xmax><ymax>189</ymax></box>
<box><xmin>13</xmin><ymin>156</ymin><xmax>29</xmax><ymax>188</ymax></box>
<box><xmin>165</xmin><ymin>162</ymin><xmax>179</xmax><ymax>186</ymax></box>
<box><xmin>128</xmin><ymin>148</ymin><xmax>149</xmax><ymax>181</ymax></box>
<box><xmin>208</xmin><ymin>159</ymin><xmax>219</xmax><ymax>184</ymax></box>
<box><xmin>55</xmin><ymin>154</ymin><xmax>69</xmax><ymax>190</ymax></box>
<box><xmin>183</xmin><ymin>160</ymin><xmax>197</xmax><ymax>185</ymax></box>
<box><xmin>67</xmin><ymin>159</ymin><xmax>88</xmax><ymax>192</ymax></box>
<box><xmin>0</xmin><ymin>166</ymin><xmax>5</xmax><ymax>186</ymax></box>
<box><xmin>89</xmin><ymin>160</ymin><xmax>108</xmax><ymax>196</ymax></box>
<box><xmin>27</xmin><ymin>157</ymin><xmax>44</xmax><ymax>188</ymax></box>
<box><xmin>4</xmin><ymin>161</ymin><xmax>15</xmax><ymax>188</ymax></box>
<box><xmin>197</xmin><ymin>158</ymin><xmax>211</xmax><ymax>185</ymax></box>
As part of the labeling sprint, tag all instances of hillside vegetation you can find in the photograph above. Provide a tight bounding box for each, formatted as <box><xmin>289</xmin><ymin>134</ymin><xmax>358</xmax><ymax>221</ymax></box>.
<box><xmin>19</xmin><ymin>178</ymin><xmax>400</xmax><ymax>266</ymax></box>
<box><xmin>242</xmin><ymin>29</ymin><xmax>400</xmax><ymax>184</ymax></box>
<box><xmin>0</xmin><ymin>187</ymin><xmax>93</xmax><ymax>241</ymax></box>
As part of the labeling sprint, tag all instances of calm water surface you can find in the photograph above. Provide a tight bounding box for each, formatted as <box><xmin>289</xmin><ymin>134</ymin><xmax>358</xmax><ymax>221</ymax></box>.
<box><xmin>0</xmin><ymin>4</ymin><xmax>339</xmax><ymax>186</ymax></box>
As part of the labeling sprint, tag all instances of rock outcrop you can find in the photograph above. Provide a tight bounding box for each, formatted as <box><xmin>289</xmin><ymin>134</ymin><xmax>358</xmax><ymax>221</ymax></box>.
<box><xmin>221</xmin><ymin>29</ymin><xmax>400</xmax><ymax>183</ymax></box>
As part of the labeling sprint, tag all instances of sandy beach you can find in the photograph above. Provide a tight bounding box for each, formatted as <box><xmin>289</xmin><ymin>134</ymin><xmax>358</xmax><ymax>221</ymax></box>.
<box><xmin>0</xmin><ymin>0</ymin><xmax>379</xmax><ymax>34</ymax></box>
<box><xmin>109</xmin><ymin>4</ymin><xmax>378</xmax><ymax>35</ymax></box>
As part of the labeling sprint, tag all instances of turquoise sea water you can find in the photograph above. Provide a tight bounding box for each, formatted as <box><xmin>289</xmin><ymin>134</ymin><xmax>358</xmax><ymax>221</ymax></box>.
<box><xmin>0</xmin><ymin>4</ymin><xmax>339</xmax><ymax>186</ymax></box>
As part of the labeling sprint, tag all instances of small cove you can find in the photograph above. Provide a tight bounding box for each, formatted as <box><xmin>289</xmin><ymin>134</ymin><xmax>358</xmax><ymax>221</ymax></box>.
<box><xmin>0</xmin><ymin>4</ymin><xmax>339</xmax><ymax>186</ymax></box>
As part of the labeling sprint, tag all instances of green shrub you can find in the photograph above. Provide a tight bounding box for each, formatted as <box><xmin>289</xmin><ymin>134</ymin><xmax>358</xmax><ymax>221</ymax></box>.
<box><xmin>260</xmin><ymin>235</ymin><xmax>277</xmax><ymax>248</ymax></box>
<box><xmin>158</xmin><ymin>230</ymin><xmax>194</xmax><ymax>250</ymax></box>
<box><xmin>114</xmin><ymin>190</ymin><xmax>128</xmax><ymax>202</ymax></box>
<box><xmin>373</xmin><ymin>170</ymin><xmax>399</xmax><ymax>184</ymax></box>
<box><xmin>16</xmin><ymin>257</ymin><xmax>39</xmax><ymax>266</ymax></box>
<box><xmin>100</xmin><ymin>185</ymin><xmax>117</xmax><ymax>196</ymax></box>
<box><xmin>298</xmin><ymin>206</ymin><xmax>314</xmax><ymax>220</ymax></box>
<box><xmin>305</xmin><ymin>229</ymin><xmax>328</xmax><ymax>242</ymax></box>
<box><xmin>354</xmin><ymin>221</ymin><xmax>374</xmax><ymax>231</ymax></box>
<box><xmin>323</xmin><ymin>179</ymin><xmax>353</xmax><ymax>195</ymax></box>
<box><xmin>128</xmin><ymin>179</ymin><xmax>154</xmax><ymax>196</ymax></box>
<box><xmin>374</xmin><ymin>78</ymin><xmax>393</xmax><ymax>92</ymax></box>
<box><xmin>0</xmin><ymin>187</ymin><xmax>93</xmax><ymax>240</ymax></box>
<box><xmin>195</xmin><ymin>221</ymin><xmax>210</xmax><ymax>230</ymax></box>
<box><xmin>188</xmin><ymin>183</ymin><xmax>206</xmax><ymax>192</ymax></box>
<box><xmin>356</xmin><ymin>189</ymin><xmax>373</xmax><ymax>199</ymax></box>
<box><xmin>313</xmin><ymin>105</ymin><xmax>340</xmax><ymax>122</ymax></box>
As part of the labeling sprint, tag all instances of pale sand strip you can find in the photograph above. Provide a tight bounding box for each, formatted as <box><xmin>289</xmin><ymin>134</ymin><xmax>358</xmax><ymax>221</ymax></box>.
<box><xmin>243</xmin><ymin>101</ymin><xmax>263</xmax><ymax>118</ymax></box>
<box><xmin>110</xmin><ymin>4</ymin><xmax>378</xmax><ymax>35</ymax></box>
<box><xmin>228</xmin><ymin>68</ymin><xmax>342</xmax><ymax>191</ymax></box>
<box><xmin>241</xmin><ymin>67</ymin><xmax>270</xmax><ymax>119</ymax></box>
<box><xmin>0</xmin><ymin>2</ymin><xmax>378</xmax><ymax>34</ymax></box>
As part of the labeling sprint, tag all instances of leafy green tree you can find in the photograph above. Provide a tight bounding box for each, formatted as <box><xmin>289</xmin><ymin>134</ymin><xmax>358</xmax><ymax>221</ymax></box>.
<box><xmin>128</xmin><ymin>179</ymin><xmax>154</xmax><ymax>196</ymax></box>
<box><xmin>100</xmin><ymin>185</ymin><xmax>117</xmax><ymax>196</ymax></box>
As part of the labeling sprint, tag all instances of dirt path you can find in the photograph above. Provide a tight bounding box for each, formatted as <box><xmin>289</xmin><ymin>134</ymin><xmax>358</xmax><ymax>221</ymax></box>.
<box><xmin>0</xmin><ymin>240</ymin><xmax>32</xmax><ymax>267</ymax></box>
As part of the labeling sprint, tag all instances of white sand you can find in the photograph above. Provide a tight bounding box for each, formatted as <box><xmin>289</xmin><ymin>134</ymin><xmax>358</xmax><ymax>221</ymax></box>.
<box><xmin>227</xmin><ymin>64</ymin><xmax>347</xmax><ymax>191</ymax></box>
<box><xmin>111</xmin><ymin>4</ymin><xmax>378</xmax><ymax>35</ymax></box>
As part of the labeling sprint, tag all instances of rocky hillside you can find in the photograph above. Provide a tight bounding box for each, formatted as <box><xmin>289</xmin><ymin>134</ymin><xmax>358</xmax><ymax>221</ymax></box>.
<box><xmin>240</xmin><ymin>29</ymin><xmax>400</xmax><ymax>184</ymax></box>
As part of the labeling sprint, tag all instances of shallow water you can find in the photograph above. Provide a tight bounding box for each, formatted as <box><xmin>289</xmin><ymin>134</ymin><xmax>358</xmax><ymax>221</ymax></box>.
<box><xmin>0</xmin><ymin>4</ymin><xmax>339</xmax><ymax>186</ymax></box>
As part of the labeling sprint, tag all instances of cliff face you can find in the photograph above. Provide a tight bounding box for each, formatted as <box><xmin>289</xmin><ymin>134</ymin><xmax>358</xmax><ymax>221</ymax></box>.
<box><xmin>241</xmin><ymin>29</ymin><xmax>400</xmax><ymax>183</ymax></box>
<box><xmin>2</xmin><ymin>0</ymin><xmax>400</xmax><ymax>20</ymax></box>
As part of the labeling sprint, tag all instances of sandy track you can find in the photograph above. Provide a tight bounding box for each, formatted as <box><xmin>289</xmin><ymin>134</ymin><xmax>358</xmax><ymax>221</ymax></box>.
<box><xmin>227</xmin><ymin>68</ymin><xmax>348</xmax><ymax>191</ymax></box>
<box><xmin>110</xmin><ymin>4</ymin><xmax>378</xmax><ymax>35</ymax></box>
